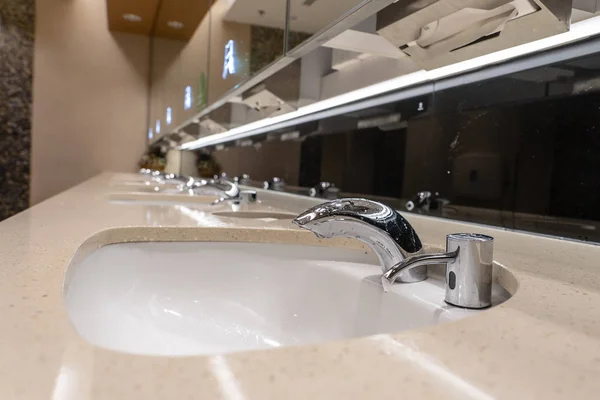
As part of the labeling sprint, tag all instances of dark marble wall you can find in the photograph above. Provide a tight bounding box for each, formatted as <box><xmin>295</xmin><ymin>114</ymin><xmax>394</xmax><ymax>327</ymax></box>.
<box><xmin>249</xmin><ymin>26</ymin><xmax>310</xmax><ymax>75</ymax></box>
<box><xmin>0</xmin><ymin>0</ymin><xmax>33</xmax><ymax>220</ymax></box>
<box><xmin>250</xmin><ymin>26</ymin><xmax>285</xmax><ymax>75</ymax></box>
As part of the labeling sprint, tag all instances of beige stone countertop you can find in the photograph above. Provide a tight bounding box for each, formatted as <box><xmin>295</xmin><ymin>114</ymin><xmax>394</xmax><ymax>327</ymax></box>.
<box><xmin>2</xmin><ymin>172</ymin><xmax>600</xmax><ymax>399</ymax></box>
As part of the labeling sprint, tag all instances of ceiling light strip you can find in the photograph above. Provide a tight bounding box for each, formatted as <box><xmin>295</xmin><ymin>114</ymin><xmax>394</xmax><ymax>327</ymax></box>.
<box><xmin>180</xmin><ymin>16</ymin><xmax>600</xmax><ymax>151</ymax></box>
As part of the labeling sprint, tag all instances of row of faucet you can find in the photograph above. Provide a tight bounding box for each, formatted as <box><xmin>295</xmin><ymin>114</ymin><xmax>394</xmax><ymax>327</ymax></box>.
<box><xmin>139</xmin><ymin>169</ymin><xmax>257</xmax><ymax>205</ymax></box>
<box><xmin>140</xmin><ymin>169</ymin><xmax>341</xmax><ymax>201</ymax></box>
<box><xmin>142</xmin><ymin>169</ymin><xmax>452</xmax><ymax>213</ymax></box>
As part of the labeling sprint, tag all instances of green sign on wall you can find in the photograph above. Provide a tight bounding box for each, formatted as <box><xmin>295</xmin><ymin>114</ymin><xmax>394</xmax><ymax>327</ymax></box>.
<box><xmin>197</xmin><ymin>71</ymin><xmax>207</xmax><ymax>112</ymax></box>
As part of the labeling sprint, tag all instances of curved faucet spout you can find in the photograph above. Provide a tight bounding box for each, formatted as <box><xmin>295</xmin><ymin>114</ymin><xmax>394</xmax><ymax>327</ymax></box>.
<box><xmin>293</xmin><ymin>198</ymin><xmax>426</xmax><ymax>283</ymax></box>
<box><xmin>381</xmin><ymin>249</ymin><xmax>458</xmax><ymax>290</ymax></box>
<box><xmin>193</xmin><ymin>178</ymin><xmax>240</xmax><ymax>198</ymax></box>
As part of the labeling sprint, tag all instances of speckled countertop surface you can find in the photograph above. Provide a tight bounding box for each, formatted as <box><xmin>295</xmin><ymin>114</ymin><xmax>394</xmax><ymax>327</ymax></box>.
<box><xmin>2</xmin><ymin>173</ymin><xmax>600</xmax><ymax>399</ymax></box>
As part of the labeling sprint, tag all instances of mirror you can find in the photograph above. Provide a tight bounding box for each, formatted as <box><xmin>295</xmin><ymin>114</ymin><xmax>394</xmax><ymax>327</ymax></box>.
<box><xmin>210</xmin><ymin>32</ymin><xmax>600</xmax><ymax>244</ymax></box>
<box><xmin>147</xmin><ymin>0</ymin><xmax>289</xmax><ymax>141</ymax></box>
<box><xmin>202</xmin><ymin>1</ymin><xmax>600</xmax><ymax>245</ymax></box>
<box><xmin>143</xmin><ymin>0</ymin><xmax>600</xmax><ymax>245</ymax></box>
<box><xmin>148</xmin><ymin>1</ymin><xmax>212</xmax><ymax>140</ymax></box>
<box><xmin>286</xmin><ymin>0</ymin><xmax>366</xmax><ymax>51</ymax></box>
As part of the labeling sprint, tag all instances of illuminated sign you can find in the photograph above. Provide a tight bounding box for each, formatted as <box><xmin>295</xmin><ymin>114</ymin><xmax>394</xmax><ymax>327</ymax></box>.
<box><xmin>184</xmin><ymin>86</ymin><xmax>192</xmax><ymax>110</ymax></box>
<box><xmin>222</xmin><ymin>40</ymin><xmax>236</xmax><ymax>79</ymax></box>
<box><xmin>166</xmin><ymin>107</ymin><xmax>172</xmax><ymax>125</ymax></box>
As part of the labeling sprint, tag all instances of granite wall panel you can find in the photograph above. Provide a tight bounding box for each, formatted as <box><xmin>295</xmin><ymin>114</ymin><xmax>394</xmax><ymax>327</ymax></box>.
<box><xmin>0</xmin><ymin>0</ymin><xmax>34</xmax><ymax>220</ymax></box>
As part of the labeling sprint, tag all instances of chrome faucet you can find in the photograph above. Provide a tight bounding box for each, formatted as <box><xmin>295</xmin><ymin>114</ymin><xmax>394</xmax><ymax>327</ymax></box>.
<box><xmin>294</xmin><ymin>198</ymin><xmax>495</xmax><ymax>309</ymax></box>
<box><xmin>309</xmin><ymin>182</ymin><xmax>340</xmax><ymax>200</ymax></box>
<box><xmin>293</xmin><ymin>198</ymin><xmax>426</xmax><ymax>283</ymax></box>
<box><xmin>212</xmin><ymin>189</ymin><xmax>258</xmax><ymax>205</ymax></box>
<box><xmin>139</xmin><ymin>170</ymin><xmax>194</xmax><ymax>187</ymax></box>
<box><xmin>406</xmin><ymin>191</ymin><xmax>449</xmax><ymax>212</ymax></box>
<box><xmin>192</xmin><ymin>177</ymin><xmax>240</xmax><ymax>198</ymax></box>
<box><xmin>383</xmin><ymin>233</ymin><xmax>494</xmax><ymax>309</ymax></box>
<box><xmin>139</xmin><ymin>170</ymin><xmax>244</xmax><ymax>201</ymax></box>
<box><xmin>263</xmin><ymin>177</ymin><xmax>285</xmax><ymax>191</ymax></box>
<box><xmin>234</xmin><ymin>174</ymin><xmax>252</xmax><ymax>186</ymax></box>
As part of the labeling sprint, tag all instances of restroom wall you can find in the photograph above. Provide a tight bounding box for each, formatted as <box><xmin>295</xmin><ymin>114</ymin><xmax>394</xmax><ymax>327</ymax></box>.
<box><xmin>30</xmin><ymin>0</ymin><xmax>150</xmax><ymax>205</ymax></box>
<box><xmin>0</xmin><ymin>0</ymin><xmax>34</xmax><ymax>221</ymax></box>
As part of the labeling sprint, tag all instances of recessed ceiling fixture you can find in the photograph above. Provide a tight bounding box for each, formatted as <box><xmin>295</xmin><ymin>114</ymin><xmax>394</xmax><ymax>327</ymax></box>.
<box><xmin>167</xmin><ymin>21</ymin><xmax>184</xmax><ymax>29</ymax></box>
<box><xmin>122</xmin><ymin>14</ymin><xmax>142</xmax><ymax>22</ymax></box>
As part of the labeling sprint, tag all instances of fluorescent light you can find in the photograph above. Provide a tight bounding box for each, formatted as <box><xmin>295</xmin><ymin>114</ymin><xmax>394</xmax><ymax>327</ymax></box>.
<box><xmin>180</xmin><ymin>16</ymin><xmax>600</xmax><ymax>151</ymax></box>
<box><xmin>122</xmin><ymin>14</ymin><xmax>142</xmax><ymax>22</ymax></box>
<box><xmin>155</xmin><ymin>120</ymin><xmax>161</xmax><ymax>134</ymax></box>
<box><xmin>167</xmin><ymin>21</ymin><xmax>184</xmax><ymax>29</ymax></box>
<box><xmin>166</xmin><ymin>107</ymin><xmax>172</xmax><ymax>125</ymax></box>
<box><xmin>184</xmin><ymin>86</ymin><xmax>193</xmax><ymax>110</ymax></box>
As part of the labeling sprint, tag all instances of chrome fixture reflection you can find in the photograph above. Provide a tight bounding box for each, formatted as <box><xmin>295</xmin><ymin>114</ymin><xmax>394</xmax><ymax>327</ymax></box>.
<box><xmin>406</xmin><ymin>191</ymin><xmax>449</xmax><ymax>212</ymax></box>
<box><xmin>293</xmin><ymin>198</ymin><xmax>426</xmax><ymax>283</ymax></box>
<box><xmin>234</xmin><ymin>174</ymin><xmax>252</xmax><ymax>186</ymax></box>
<box><xmin>214</xmin><ymin>172</ymin><xmax>229</xmax><ymax>180</ymax></box>
<box><xmin>383</xmin><ymin>233</ymin><xmax>494</xmax><ymax>309</ymax></box>
<box><xmin>212</xmin><ymin>190</ymin><xmax>258</xmax><ymax>206</ymax></box>
<box><xmin>263</xmin><ymin>177</ymin><xmax>285</xmax><ymax>191</ymax></box>
<box><xmin>309</xmin><ymin>182</ymin><xmax>339</xmax><ymax>200</ymax></box>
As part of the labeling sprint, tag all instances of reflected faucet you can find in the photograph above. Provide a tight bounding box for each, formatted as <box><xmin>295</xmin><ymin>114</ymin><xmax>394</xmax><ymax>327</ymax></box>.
<box><xmin>234</xmin><ymin>174</ymin><xmax>252</xmax><ymax>186</ymax></box>
<box><xmin>309</xmin><ymin>182</ymin><xmax>340</xmax><ymax>200</ymax></box>
<box><xmin>406</xmin><ymin>191</ymin><xmax>449</xmax><ymax>212</ymax></box>
<box><xmin>263</xmin><ymin>177</ymin><xmax>285</xmax><ymax>191</ymax></box>
<box><xmin>139</xmin><ymin>170</ymin><xmax>194</xmax><ymax>187</ymax></box>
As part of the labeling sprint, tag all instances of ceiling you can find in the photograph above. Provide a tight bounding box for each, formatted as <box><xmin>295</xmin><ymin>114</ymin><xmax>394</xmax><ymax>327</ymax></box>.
<box><xmin>224</xmin><ymin>0</ymin><xmax>363</xmax><ymax>34</ymax></box>
<box><xmin>106</xmin><ymin>0</ymin><xmax>211</xmax><ymax>40</ymax></box>
<box><xmin>107</xmin><ymin>0</ymin><xmax>160</xmax><ymax>36</ymax></box>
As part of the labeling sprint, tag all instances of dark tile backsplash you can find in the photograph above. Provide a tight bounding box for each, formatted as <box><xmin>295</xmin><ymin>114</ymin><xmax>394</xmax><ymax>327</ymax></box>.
<box><xmin>213</xmin><ymin>37</ymin><xmax>600</xmax><ymax>243</ymax></box>
<box><xmin>0</xmin><ymin>0</ymin><xmax>34</xmax><ymax>221</ymax></box>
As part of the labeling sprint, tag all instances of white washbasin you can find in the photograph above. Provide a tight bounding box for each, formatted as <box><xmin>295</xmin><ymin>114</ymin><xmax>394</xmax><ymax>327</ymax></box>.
<box><xmin>64</xmin><ymin>242</ymin><xmax>509</xmax><ymax>356</ymax></box>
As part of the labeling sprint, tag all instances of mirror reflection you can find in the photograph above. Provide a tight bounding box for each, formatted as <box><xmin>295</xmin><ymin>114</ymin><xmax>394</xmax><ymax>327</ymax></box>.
<box><xmin>144</xmin><ymin>0</ymin><xmax>600</xmax><ymax>244</ymax></box>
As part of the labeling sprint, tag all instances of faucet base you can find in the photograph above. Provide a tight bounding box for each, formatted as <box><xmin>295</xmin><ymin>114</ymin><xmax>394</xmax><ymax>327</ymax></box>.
<box><xmin>390</xmin><ymin>265</ymin><xmax>427</xmax><ymax>283</ymax></box>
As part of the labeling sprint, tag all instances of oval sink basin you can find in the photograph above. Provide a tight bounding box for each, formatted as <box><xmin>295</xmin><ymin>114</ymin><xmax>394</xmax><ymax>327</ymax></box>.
<box><xmin>212</xmin><ymin>211</ymin><xmax>297</xmax><ymax>220</ymax></box>
<box><xmin>64</xmin><ymin>242</ymin><xmax>509</xmax><ymax>356</ymax></box>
